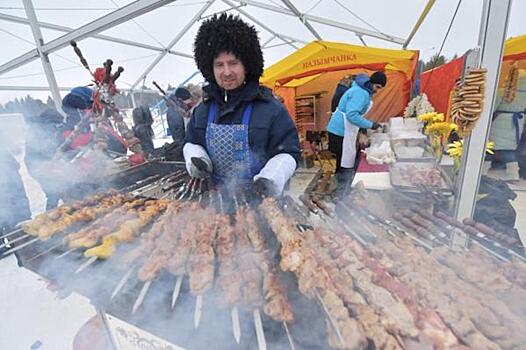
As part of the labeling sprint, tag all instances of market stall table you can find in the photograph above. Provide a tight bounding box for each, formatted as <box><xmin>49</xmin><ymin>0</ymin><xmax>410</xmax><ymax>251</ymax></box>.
<box><xmin>352</xmin><ymin>153</ymin><xmax>392</xmax><ymax>190</ymax></box>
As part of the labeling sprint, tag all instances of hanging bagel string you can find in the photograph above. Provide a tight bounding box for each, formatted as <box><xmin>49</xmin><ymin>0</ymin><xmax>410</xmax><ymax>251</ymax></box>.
<box><xmin>450</xmin><ymin>68</ymin><xmax>487</xmax><ymax>137</ymax></box>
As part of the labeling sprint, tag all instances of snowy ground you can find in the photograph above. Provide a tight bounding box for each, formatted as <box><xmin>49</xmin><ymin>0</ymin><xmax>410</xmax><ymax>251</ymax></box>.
<box><xmin>0</xmin><ymin>114</ymin><xmax>96</xmax><ymax>350</ymax></box>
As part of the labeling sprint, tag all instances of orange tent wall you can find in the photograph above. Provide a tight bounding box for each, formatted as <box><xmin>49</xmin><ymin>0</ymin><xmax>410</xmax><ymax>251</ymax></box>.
<box><xmin>420</xmin><ymin>56</ymin><xmax>464</xmax><ymax>114</ymax></box>
<box><xmin>273</xmin><ymin>86</ymin><xmax>296</xmax><ymax>123</ymax></box>
<box><xmin>273</xmin><ymin>69</ymin><xmax>412</xmax><ymax>131</ymax></box>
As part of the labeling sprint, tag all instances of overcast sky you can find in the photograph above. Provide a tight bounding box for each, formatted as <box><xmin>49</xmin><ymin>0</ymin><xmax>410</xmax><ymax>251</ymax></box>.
<box><xmin>0</xmin><ymin>0</ymin><xmax>525</xmax><ymax>104</ymax></box>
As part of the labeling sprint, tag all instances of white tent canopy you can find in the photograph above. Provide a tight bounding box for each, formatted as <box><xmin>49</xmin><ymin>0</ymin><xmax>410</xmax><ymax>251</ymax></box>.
<box><xmin>0</xmin><ymin>0</ymin><xmax>486</xmax><ymax>105</ymax></box>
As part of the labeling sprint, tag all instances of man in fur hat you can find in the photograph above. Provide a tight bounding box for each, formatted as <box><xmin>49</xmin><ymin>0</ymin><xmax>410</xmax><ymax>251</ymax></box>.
<box><xmin>184</xmin><ymin>14</ymin><xmax>301</xmax><ymax>196</ymax></box>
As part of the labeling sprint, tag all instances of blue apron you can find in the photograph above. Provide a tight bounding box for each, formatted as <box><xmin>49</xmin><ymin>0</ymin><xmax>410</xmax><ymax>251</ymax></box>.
<box><xmin>205</xmin><ymin>101</ymin><xmax>262</xmax><ymax>183</ymax></box>
<box><xmin>493</xmin><ymin>110</ymin><xmax>525</xmax><ymax>144</ymax></box>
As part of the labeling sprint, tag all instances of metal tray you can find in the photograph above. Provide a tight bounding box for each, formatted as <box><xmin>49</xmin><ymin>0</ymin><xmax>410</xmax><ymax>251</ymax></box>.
<box><xmin>389</xmin><ymin>162</ymin><xmax>453</xmax><ymax>195</ymax></box>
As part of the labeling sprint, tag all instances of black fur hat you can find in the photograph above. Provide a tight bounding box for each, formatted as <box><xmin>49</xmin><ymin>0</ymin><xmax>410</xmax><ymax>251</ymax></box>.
<box><xmin>194</xmin><ymin>14</ymin><xmax>264</xmax><ymax>84</ymax></box>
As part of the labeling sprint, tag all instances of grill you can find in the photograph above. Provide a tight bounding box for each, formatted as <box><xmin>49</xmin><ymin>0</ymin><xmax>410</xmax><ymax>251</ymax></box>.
<box><xmin>3</xmin><ymin>162</ymin><xmax>526</xmax><ymax>350</ymax></box>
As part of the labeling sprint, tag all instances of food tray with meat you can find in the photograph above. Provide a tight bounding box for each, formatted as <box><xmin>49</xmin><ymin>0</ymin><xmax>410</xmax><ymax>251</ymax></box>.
<box><xmin>389</xmin><ymin>162</ymin><xmax>453</xmax><ymax>194</ymax></box>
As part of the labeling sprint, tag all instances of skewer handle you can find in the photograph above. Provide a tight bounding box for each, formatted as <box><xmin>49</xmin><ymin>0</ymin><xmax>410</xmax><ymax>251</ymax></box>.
<box><xmin>132</xmin><ymin>280</ymin><xmax>152</xmax><ymax>314</ymax></box>
<box><xmin>103</xmin><ymin>59</ymin><xmax>113</xmax><ymax>83</ymax></box>
<box><xmin>70</xmin><ymin>41</ymin><xmax>91</xmax><ymax>72</ymax></box>
<box><xmin>194</xmin><ymin>295</ymin><xmax>203</xmax><ymax>329</ymax></box>
<box><xmin>111</xmin><ymin>66</ymin><xmax>124</xmax><ymax>83</ymax></box>
<box><xmin>253</xmin><ymin>309</ymin><xmax>267</xmax><ymax>350</ymax></box>
<box><xmin>0</xmin><ymin>233</ymin><xmax>30</xmax><ymax>249</ymax></box>
<box><xmin>283</xmin><ymin>321</ymin><xmax>296</xmax><ymax>350</ymax></box>
<box><xmin>111</xmin><ymin>267</ymin><xmax>135</xmax><ymax>300</ymax></box>
<box><xmin>1</xmin><ymin>237</ymin><xmax>39</xmax><ymax>256</ymax></box>
<box><xmin>74</xmin><ymin>256</ymin><xmax>97</xmax><ymax>274</ymax></box>
<box><xmin>232</xmin><ymin>307</ymin><xmax>241</xmax><ymax>344</ymax></box>
<box><xmin>171</xmin><ymin>275</ymin><xmax>183</xmax><ymax>309</ymax></box>
<box><xmin>0</xmin><ymin>227</ymin><xmax>23</xmax><ymax>240</ymax></box>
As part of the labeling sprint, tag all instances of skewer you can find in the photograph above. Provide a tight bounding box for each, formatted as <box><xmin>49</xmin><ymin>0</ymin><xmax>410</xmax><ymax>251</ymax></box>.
<box><xmin>472</xmin><ymin>233</ymin><xmax>526</xmax><ymax>262</ymax></box>
<box><xmin>387</xmin><ymin>218</ymin><xmax>434</xmax><ymax>251</ymax></box>
<box><xmin>25</xmin><ymin>242</ymin><xmax>64</xmax><ymax>263</ymax></box>
<box><xmin>173</xmin><ymin>182</ymin><xmax>187</xmax><ymax>199</ymax></box>
<box><xmin>111</xmin><ymin>266</ymin><xmax>135</xmax><ymax>300</ymax></box>
<box><xmin>0</xmin><ymin>227</ymin><xmax>23</xmax><ymax>240</ymax></box>
<box><xmin>189</xmin><ymin>178</ymin><xmax>200</xmax><ymax>200</ymax></box>
<box><xmin>231</xmin><ymin>307</ymin><xmax>241</xmax><ymax>344</ymax></box>
<box><xmin>180</xmin><ymin>178</ymin><xmax>196</xmax><ymax>200</ymax></box>
<box><xmin>0</xmin><ymin>233</ymin><xmax>31</xmax><ymax>249</ymax></box>
<box><xmin>253</xmin><ymin>308</ymin><xmax>267</xmax><ymax>350</ymax></box>
<box><xmin>74</xmin><ymin>256</ymin><xmax>97</xmax><ymax>274</ymax></box>
<box><xmin>315</xmin><ymin>290</ymin><xmax>344</xmax><ymax>346</ymax></box>
<box><xmin>335</xmin><ymin>203</ymin><xmax>377</xmax><ymax>240</ymax></box>
<box><xmin>55</xmin><ymin>247</ymin><xmax>76</xmax><ymax>259</ymax></box>
<box><xmin>132</xmin><ymin>280</ymin><xmax>152</xmax><ymax>314</ymax></box>
<box><xmin>1</xmin><ymin>237</ymin><xmax>39</xmax><ymax>256</ymax></box>
<box><xmin>334</xmin><ymin>218</ymin><xmax>368</xmax><ymax>246</ymax></box>
<box><xmin>197</xmin><ymin>179</ymin><xmax>205</xmax><ymax>204</ymax></box>
<box><xmin>283</xmin><ymin>321</ymin><xmax>296</xmax><ymax>350</ymax></box>
<box><xmin>176</xmin><ymin>180</ymin><xmax>191</xmax><ymax>200</ymax></box>
<box><xmin>470</xmin><ymin>239</ymin><xmax>510</xmax><ymax>262</ymax></box>
<box><xmin>349</xmin><ymin>202</ymin><xmax>437</xmax><ymax>250</ymax></box>
<box><xmin>194</xmin><ymin>295</ymin><xmax>203</xmax><ymax>329</ymax></box>
<box><xmin>171</xmin><ymin>275</ymin><xmax>183</xmax><ymax>309</ymax></box>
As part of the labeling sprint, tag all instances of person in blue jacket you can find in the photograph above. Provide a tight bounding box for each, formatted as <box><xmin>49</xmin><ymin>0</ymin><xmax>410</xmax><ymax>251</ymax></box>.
<box><xmin>184</xmin><ymin>14</ymin><xmax>301</xmax><ymax>197</ymax></box>
<box><xmin>327</xmin><ymin>72</ymin><xmax>386</xmax><ymax>173</ymax></box>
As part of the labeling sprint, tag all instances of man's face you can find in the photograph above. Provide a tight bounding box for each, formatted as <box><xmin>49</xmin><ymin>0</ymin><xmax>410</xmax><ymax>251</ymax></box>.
<box><xmin>213</xmin><ymin>52</ymin><xmax>246</xmax><ymax>91</ymax></box>
<box><xmin>372</xmin><ymin>83</ymin><xmax>384</xmax><ymax>94</ymax></box>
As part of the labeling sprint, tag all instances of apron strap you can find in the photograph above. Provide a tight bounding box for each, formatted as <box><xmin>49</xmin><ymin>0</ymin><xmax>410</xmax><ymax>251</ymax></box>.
<box><xmin>242</xmin><ymin>102</ymin><xmax>260</xmax><ymax>176</ymax></box>
<box><xmin>242</xmin><ymin>102</ymin><xmax>253</xmax><ymax>126</ymax></box>
<box><xmin>513</xmin><ymin>112</ymin><xmax>524</xmax><ymax>144</ymax></box>
<box><xmin>493</xmin><ymin>109</ymin><xmax>525</xmax><ymax>144</ymax></box>
<box><xmin>207</xmin><ymin>101</ymin><xmax>217</xmax><ymax>126</ymax></box>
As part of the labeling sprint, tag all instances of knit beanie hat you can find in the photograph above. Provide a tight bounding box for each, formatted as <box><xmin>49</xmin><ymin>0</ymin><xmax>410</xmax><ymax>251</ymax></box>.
<box><xmin>369</xmin><ymin>71</ymin><xmax>387</xmax><ymax>87</ymax></box>
<box><xmin>175</xmin><ymin>87</ymin><xmax>192</xmax><ymax>101</ymax></box>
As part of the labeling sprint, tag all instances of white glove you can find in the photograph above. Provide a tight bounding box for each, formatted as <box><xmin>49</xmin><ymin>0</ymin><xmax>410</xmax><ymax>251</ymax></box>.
<box><xmin>253</xmin><ymin>153</ymin><xmax>297</xmax><ymax>196</ymax></box>
<box><xmin>183</xmin><ymin>143</ymin><xmax>213</xmax><ymax>178</ymax></box>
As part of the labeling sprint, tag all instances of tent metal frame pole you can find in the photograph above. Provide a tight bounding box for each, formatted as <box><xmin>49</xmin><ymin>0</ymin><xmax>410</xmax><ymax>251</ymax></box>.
<box><xmin>223</xmin><ymin>0</ymin><xmax>305</xmax><ymax>49</ymax></box>
<box><xmin>403</xmin><ymin>0</ymin><xmax>436</xmax><ymax>49</ymax></box>
<box><xmin>22</xmin><ymin>0</ymin><xmax>63</xmax><ymax>113</ymax></box>
<box><xmin>356</xmin><ymin>34</ymin><xmax>367</xmax><ymax>46</ymax></box>
<box><xmin>130</xmin><ymin>0</ymin><xmax>215</xmax><ymax>89</ymax></box>
<box><xmin>231</xmin><ymin>0</ymin><xmax>404</xmax><ymax>44</ymax></box>
<box><xmin>279</xmin><ymin>0</ymin><xmax>322</xmax><ymax>40</ymax></box>
<box><xmin>0</xmin><ymin>13</ymin><xmax>192</xmax><ymax>59</ymax></box>
<box><xmin>0</xmin><ymin>0</ymin><xmax>178</xmax><ymax>76</ymax></box>
<box><xmin>262</xmin><ymin>34</ymin><xmax>276</xmax><ymax>48</ymax></box>
<box><xmin>0</xmin><ymin>85</ymin><xmax>157</xmax><ymax>93</ymax></box>
<box><xmin>454</xmin><ymin>0</ymin><xmax>513</xmax><ymax>222</ymax></box>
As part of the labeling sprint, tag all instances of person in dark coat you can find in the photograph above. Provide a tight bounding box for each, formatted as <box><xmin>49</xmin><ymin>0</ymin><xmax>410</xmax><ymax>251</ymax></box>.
<box><xmin>25</xmin><ymin>109</ymin><xmax>65</xmax><ymax>209</ymax></box>
<box><xmin>184</xmin><ymin>14</ymin><xmax>301</xmax><ymax>196</ymax></box>
<box><xmin>167</xmin><ymin>87</ymin><xmax>193</xmax><ymax>149</ymax></box>
<box><xmin>132</xmin><ymin>106</ymin><xmax>155</xmax><ymax>157</ymax></box>
<box><xmin>330</xmin><ymin>75</ymin><xmax>353</xmax><ymax>112</ymax></box>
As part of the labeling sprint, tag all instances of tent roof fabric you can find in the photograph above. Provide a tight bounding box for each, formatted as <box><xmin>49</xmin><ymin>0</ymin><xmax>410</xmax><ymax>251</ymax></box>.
<box><xmin>503</xmin><ymin>34</ymin><xmax>526</xmax><ymax>61</ymax></box>
<box><xmin>261</xmin><ymin>40</ymin><xmax>419</xmax><ymax>87</ymax></box>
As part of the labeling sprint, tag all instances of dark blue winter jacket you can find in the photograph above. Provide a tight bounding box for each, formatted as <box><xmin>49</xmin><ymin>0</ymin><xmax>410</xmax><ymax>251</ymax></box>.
<box><xmin>185</xmin><ymin>81</ymin><xmax>301</xmax><ymax>167</ymax></box>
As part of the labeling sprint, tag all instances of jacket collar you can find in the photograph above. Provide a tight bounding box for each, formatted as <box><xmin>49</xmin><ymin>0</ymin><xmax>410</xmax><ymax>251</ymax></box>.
<box><xmin>204</xmin><ymin>81</ymin><xmax>272</xmax><ymax>106</ymax></box>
